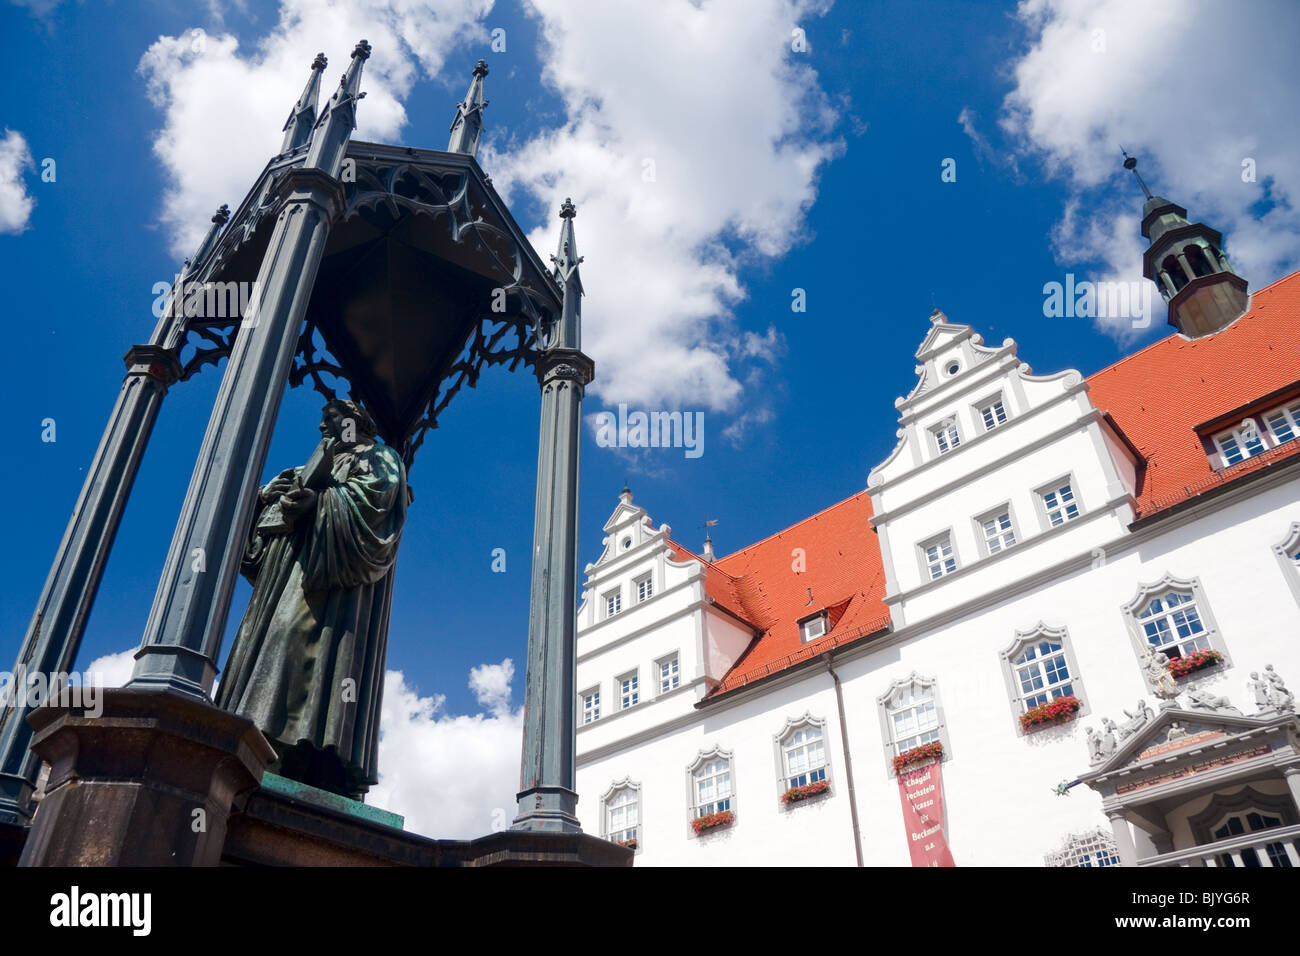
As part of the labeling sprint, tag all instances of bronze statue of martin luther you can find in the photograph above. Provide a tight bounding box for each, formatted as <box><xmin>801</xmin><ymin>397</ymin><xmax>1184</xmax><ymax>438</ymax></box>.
<box><xmin>216</xmin><ymin>400</ymin><xmax>408</xmax><ymax>800</ymax></box>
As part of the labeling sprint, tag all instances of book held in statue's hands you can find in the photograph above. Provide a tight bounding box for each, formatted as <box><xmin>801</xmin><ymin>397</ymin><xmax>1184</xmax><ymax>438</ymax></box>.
<box><xmin>256</xmin><ymin>439</ymin><xmax>336</xmax><ymax>536</ymax></box>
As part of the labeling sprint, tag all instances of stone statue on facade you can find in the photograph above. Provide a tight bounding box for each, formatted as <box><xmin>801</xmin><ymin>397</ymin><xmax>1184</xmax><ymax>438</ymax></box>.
<box><xmin>1141</xmin><ymin>647</ymin><xmax>1179</xmax><ymax>700</ymax></box>
<box><xmin>1248</xmin><ymin>671</ymin><xmax>1270</xmax><ymax>711</ymax></box>
<box><xmin>1264</xmin><ymin>664</ymin><xmax>1295</xmax><ymax>713</ymax></box>
<box><xmin>1183</xmin><ymin>687</ymin><xmax>1242</xmax><ymax>716</ymax></box>
<box><xmin>215</xmin><ymin>400</ymin><xmax>408</xmax><ymax>800</ymax></box>
<box><xmin>1117</xmin><ymin>699</ymin><xmax>1154</xmax><ymax>740</ymax></box>
<box><xmin>1086</xmin><ymin>722</ymin><xmax>1117</xmax><ymax>764</ymax></box>
<box><xmin>1165</xmin><ymin>721</ymin><xmax>1187</xmax><ymax>743</ymax></box>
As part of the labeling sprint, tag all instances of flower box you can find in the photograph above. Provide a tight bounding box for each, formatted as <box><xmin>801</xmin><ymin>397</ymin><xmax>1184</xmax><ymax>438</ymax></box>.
<box><xmin>1019</xmin><ymin>694</ymin><xmax>1082</xmax><ymax>731</ymax></box>
<box><xmin>782</xmin><ymin>779</ymin><xmax>831</xmax><ymax>805</ymax></box>
<box><xmin>617</xmin><ymin>838</ymin><xmax>638</xmax><ymax>850</ymax></box>
<box><xmin>893</xmin><ymin>741</ymin><xmax>944</xmax><ymax>775</ymax></box>
<box><xmin>1168</xmin><ymin>649</ymin><xmax>1223</xmax><ymax>679</ymax></box>
<box><xmin>691</xmin><ymin>809</ymin><xmax>735</xmax><ymax>835</ymax></box>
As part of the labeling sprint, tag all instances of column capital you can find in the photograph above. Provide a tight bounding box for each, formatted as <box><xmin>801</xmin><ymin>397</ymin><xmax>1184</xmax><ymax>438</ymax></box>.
<box><xmin>536</xmin><ymin>348</ymin><xmax>594</xmax><ymax>388</ymax></box>
<box><xmin>123</xmin><ymin>344</ymin><xmax>182</xmax><ymax>387</ymax></box>
<box><xmin>272</xmin><ymin>167</ymin><xmax>348</xmax><ymax>222</ymax></box>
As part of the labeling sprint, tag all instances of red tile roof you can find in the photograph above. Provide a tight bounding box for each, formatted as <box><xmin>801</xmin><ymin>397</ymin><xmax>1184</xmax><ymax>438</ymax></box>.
<box><xmin>670</xmin><ymin>492</ymin><xmax>891</xmax><ymax>697</ymax></box>
<box><xmin>682</xmin><ymin>270</ymin><xmax>1300</xmax><ymax>699</ymax></box>
<box><xmin>1088</xmin><ymin>270</ymin><xmax>1300</xmax><ymax>518</ymax></box>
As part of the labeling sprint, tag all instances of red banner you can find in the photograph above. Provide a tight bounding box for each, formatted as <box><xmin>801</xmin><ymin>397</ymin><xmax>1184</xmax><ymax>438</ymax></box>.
<box><xmin>896</xmin><ymin>759</ymin><xmax>956</xmax><ymax>867</ymax></box>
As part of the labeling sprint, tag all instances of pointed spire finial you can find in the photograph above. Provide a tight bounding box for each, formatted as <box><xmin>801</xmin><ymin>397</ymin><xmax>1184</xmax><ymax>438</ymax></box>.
<box><xmin>448</xmin><ymin>59</ymin><xmax>489</xmax><ymax>157</ymax></box>
<box><xmin>1121</xmin><ymin>148</ymin><xmax>1153</xmax><ymax>200</ymax></box>
<box><xmin>547</xmin><ymin>197</ymin><xmax>584</xmax><ymax>351</ymax></box>
<box><xmin>280</xmin><ymin>53</ymin><xmax>328</xmax><ymax>154</ymax></box>
<box><xmin>305</xmin><ymin>40</ymin><xmax>370</xmax><ymax>176</ymax></box>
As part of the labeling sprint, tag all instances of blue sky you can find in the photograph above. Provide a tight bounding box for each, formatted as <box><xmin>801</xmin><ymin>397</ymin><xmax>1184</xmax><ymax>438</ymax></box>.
<box><xmin>2</xmin><ymin>0</ymin><xmax>1296</xmax><ymax>834</ymax></box>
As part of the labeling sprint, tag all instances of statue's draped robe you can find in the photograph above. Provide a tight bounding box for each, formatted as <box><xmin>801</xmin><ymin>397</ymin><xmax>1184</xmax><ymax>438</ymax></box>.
<box><xmin>216</xmin><ymin>441</ymin><xmax>407</xmax><ymax>799</ymax></box>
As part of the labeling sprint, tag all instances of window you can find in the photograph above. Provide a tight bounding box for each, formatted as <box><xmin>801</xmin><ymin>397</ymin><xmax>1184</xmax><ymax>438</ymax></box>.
<box><xmin>799</xmin><ymin>612</ymin><xmax>827</xmax><ymax>643</ymax></box>
<box><xmin>688</xmin><ymin>749</ymin><xmax>734</xmax><ymax>821</ymax></box>
<box><xmin>1190</xmin><ymin>789</ymin><xmax>1299</xmax><ymax>866</ymax></box>
<box><xmin>877</xmin><ymin>674</ymin><xmax>949</xmax><ymax>773</ymax></box>
<box><xmin>658</xmin><ymin>655</ymin><xmax>679</xmax><ymax>694</ymax></box>
<box><xmin>1135</xmin><ymin>589</ymin><xmax>1208</xmax><ymax>660</ymax></box>
<box><xmin>921</xmin><ymin>534</ymin><xmax>957</xmax><ymax>581</ymax></box>
<box><xmin>931</xmin><ymin>419</ymin><xmax>961</xmax><ymax>455</ymax></box>
<box><xmin>580</xmin><ymin>687</ymin><xmax>600</xmax><ymax>725</ymax></box>
<box><xmin>604</xmin><ymin>589</ymin><xmax>622</xmax><ymax>618</ymax></box>
<box><xmin>1045</xmin><ymin>829</ymin><xmax>1122</xmax><ymax>868</ymax></box>
<box><xmin>1123</xmin><ymin>574</ymin><xmax>1229</xmax><ymax>691</ymax></box>
<box><xmin>601</xmin><ymin>781</ymin><xmax>640</xmax><ymax>848</ymax></box>
<box><xmin>618</xmin><ymin>672</ymin><xmax>639</xmax><ymax>710</ymax></box>
<box><xmin>1213</xmin><ymin>423</ymin><xmax>1265</xmax><ymax>466</ymax></box>
<box><xmin>1272</xmin><ymin>522</ymin><xmax>1300</xmax><ymax>607</ymax></box>
<box><xmin>635</xmin><ymin>574</ymin><xmax>654</xmax><ymax>603</ymax></box>
<box><xmin>979</xmin><ymin>508</ymin><xmax>1017</xmax><ymax>555</ymax></box>
<box><xmin>776</xmin><ymin>715</ymin><xmax>829</xmax><ymax>791</ymax></box>
<box><xmin>1265</xmin><ymin>402</ymin><xmax>1300</xmax><ymax>446</ymax></box>
<box><xmin>1000</xmin><ymin>623</ymin><xmax>1089</xmax><ymax>733</ymax></box>
<box><xmin>978</xmin><ymin>398</ymin><xmax>1008</xmax><ymax>432</ymax></box>
<box><xmin>1040</xmin><ymin>481</ymin><xmax>1080</xmax><ymax>527</ymax></box>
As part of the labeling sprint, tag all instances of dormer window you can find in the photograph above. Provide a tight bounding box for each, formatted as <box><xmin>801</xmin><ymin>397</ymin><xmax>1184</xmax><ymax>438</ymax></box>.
<box><xmin>1213</xmin><ymin>423</ymin><xmax>1265</xmax><ymax>466</ymax></box>
<box><xmin>1265</xmin><ymin>401</ymin><xmax>1300</xmax><ymax>445</ymax></box>
<box><xmin>931</xmin><ymin>419</ymin><xmax>961</xmax><ymax>455</ymax></box>
<box><xmin>799</xmin><ymin>612</ymin><xmax>828</xmax><ymax>643</ymax></box>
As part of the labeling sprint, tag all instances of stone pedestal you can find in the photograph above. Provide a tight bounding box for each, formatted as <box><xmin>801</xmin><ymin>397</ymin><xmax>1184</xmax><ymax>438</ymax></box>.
<box><xmin>18</xmin><ymin>688</ymin><xmax>275</xmax><ymax>867</ymax></box>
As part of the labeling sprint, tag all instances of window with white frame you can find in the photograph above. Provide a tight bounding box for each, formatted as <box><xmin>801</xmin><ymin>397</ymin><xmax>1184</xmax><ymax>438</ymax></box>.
<box><xmin>1045</xmin><ymin>829</ymin><xmax>1122</xmax><ymax>867</ymax></box>
<box><xmin>1039</xmin><ymin>480</ymin><xmax>1080</xmax><ymax>527</ymax></box>
<box><xmin>688</xmin><ymin>750</ymin><xmax>734</xmax><ymax>820</ymax></box>
<box><xmin>978</xmin><ymin>508</ymin><xmax>1017</xmax><ymax>555</ymax></box>
<box><xmin>635</xmin><ymin>574</ymin><xmax>654</xmax><ymax>603</ymax></box>
<box><xmin>777</xmin><ymin>717</ymin><xmax>829</xmax><ymax>791</ymax></box>
<box><xmin>602</xmin><ymin>782</ymin><xmax>640</xmax><ymax>847</ymax></box>
<box><xmin>1123</xmin><ymin>575</ymin><xmax>1229</xmax><ymax>688</ymax></box>
<box><xmin>1272</xmin><ymin>522</ymin><xmax>1300</xmax><ymax>607</ymax></box>
<box><xmin>580</xmin><ymin>687</ymin><xmax>601</xmax><ymax>725</ymax></box>
<box><xmin>921</xmin><ymin>534</ymin><xmax>958</xmax><ymax>580</ymax></box>
<box><xmin>618</xmin><ymin>671</ymin><xmax>639</xmax><ymax>710</ymax></box>
<box><xmin>885</xmin><ymin>681</ymin><xmax>940</xmax><ymax>755</ymax></box>
<box><xmin>877</xmin><ymin>675</ymin><xmax>950</xmax><ymax>773</ymax></box>
<box><xmin>1134</xmin><ymin>589</ymin><xmax>1209</xmax><ymax>660</ymax></box>
<box><xmin>604</xmin><ymin>589</ymin><xmax>622</xmax><ymax>618</ymax></box>
<box><xmin>799</xmin><ymin>612</ymin><xmax>827</xmax><ymax>643</ymax></box>
<box><xmin>999</xmin><ymin>624</ymin><xmax>1088</xmax><ymax>733</ymax></box>
<box><xmin>931</xmin><ymin>418</ymin><xmax>961</xmax><ymax>455</ymax></box>
<box><xmin>978</xmin><ymin>397</ymin><xmax>1008</xmax><ymax>432</ymax></box>
<box><xmin>1265</xmin><ymin>401</ymin><xmax>1300</xmax><ymax>446</ymax></box>
<box><xmin>658</xmin><ymin>655</ymin><xmax>679</xmax><ymax>694</ymax></box>
<box><xmin>1212</xmin><ymin>421</ymin><xmax>1266</xmax><ymax>466</ymax></box>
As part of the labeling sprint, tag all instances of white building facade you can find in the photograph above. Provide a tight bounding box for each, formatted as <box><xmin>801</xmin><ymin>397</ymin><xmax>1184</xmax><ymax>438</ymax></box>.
<box><xmin>573</xmin><ymin>187</ymin><xmax>1300</xmax><ymax>867</ymax></box>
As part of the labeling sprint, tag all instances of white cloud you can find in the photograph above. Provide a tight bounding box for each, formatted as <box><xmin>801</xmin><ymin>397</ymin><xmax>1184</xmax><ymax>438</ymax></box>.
<box><xmin>1000</xmin><ymin>0</ymin><xmax>1300</xmax><ymax>340</ymax></box>
<box><xmin>370</xmin><ymin>665</ymin><xmax>522</xmax><ymax>839</ymax></box>
<box><xmin>83</xmin><ymin>647</ymin><xmax>137</xmax><ymax>687</ymax></box>
<box><xmin>137</xmin><ymin>0</ymin><xmax>492</xmax><ymax>258</ymax></box>
<box><xmin>468</xmin><ymin>657</ymin><xmax>514</xmax><ymax>716</ymax></box>
<box><xmin>0</xmin><ymin>129</ymin><xmax>36</xmax><ymax>234</ymax></box>
<box><xmin>485</xmin><ymin>0</ymin><xmax>842</xmax><ymax>413</ymax></box>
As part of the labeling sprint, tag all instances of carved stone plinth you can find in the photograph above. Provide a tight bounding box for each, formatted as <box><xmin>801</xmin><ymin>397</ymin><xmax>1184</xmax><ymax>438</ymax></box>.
<box><xmin>18</xmin><ymin>688</ymin><xmax>275</xmax><ymax>867</ymax></box>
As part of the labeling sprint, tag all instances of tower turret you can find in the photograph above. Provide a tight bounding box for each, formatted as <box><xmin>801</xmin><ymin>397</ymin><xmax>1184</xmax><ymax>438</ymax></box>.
<box><xmin>1125</xmin><ymin>153</ymin><xmax>1249</xmax><ymax>338</ymax></box>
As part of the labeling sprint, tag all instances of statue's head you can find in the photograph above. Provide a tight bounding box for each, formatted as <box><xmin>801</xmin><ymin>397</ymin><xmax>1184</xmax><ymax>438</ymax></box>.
<box><xmin>321</xmin><ymin>399</ymin><xmax>378</xmax><ymax>445</ymax></box>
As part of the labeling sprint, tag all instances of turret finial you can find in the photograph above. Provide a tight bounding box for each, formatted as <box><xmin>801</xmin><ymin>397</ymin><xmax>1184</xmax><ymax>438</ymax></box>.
<box><xmin>280</xmin><ymin>53</ymin><xmax>328</xmax><ymax>154</ymax></box>
<box><xmin>211</xmin><ymin>203</ymin><xmax>230</xmax><ymax>226</ymax></box>
<box><xmin>1121</xmin><ymin>148</ymin><xmax>1153</xmax><ymax>200</ymax></box>
<box><xmin>447</xmin><ymin>58</ymin><xmax>489</xmax><ymax>157</ymax></box>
